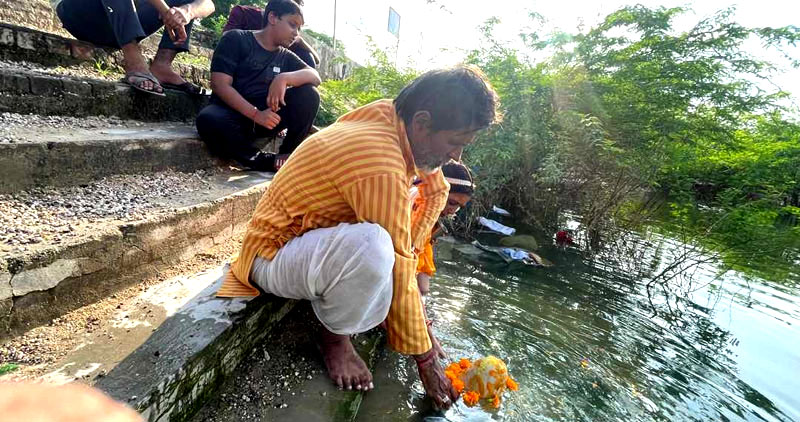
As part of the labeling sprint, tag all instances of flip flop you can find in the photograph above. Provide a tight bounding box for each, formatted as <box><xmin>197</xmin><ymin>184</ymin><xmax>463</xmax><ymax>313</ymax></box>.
<box><xmin>121</xmin><ymin>71</ymin><xmax>166</xmax><ymax>97</ymax></box>
<box><xmin>161</xmin><ymin>81</ymin><xmax>207</xmax><ymax>96</ymax></box>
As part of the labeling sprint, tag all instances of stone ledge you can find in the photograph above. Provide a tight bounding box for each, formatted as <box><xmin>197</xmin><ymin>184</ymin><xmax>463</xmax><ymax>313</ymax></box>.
<box><xmin>27</xmin><ymin>264</ymin><xmax>296</xmax><ymax>422</ymax></box>
<box><xmin>0</xmin><ymin>123</ymin><xmax>218</xmax><ymax>193</ymax></box>
<box><xmin>1</xmin><ymin>175</ymin><xmax>272</xmax><ymax>340</ymax></box>
<box><xmin>0</xmin><ymin>68</ymin><xmax>209</xmax><ymax>120</ymax></box>
<box><xmin>0</xmin><ymin>22</ymin><xmax>211</xmax><ymax>86</ymax></box>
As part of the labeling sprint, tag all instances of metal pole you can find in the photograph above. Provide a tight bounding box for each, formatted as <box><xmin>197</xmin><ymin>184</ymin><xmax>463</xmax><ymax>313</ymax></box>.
<box><xmin>332</xmin><ymin>0</ymin><xmax>337</xmax><ymax>51</ymax></box>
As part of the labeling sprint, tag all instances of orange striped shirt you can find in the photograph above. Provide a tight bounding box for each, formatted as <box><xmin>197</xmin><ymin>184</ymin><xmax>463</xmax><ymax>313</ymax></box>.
<box><xmin>217</xmin><ymin>99</ymin><xmax>449</xmax><ymax>355</ymax></box>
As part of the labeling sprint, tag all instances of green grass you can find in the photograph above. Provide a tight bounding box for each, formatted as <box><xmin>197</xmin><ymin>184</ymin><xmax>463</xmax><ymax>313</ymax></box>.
<box><xmin>0</xmin><ymin>363</ymin><xmax>19</xmax><ymax>377</ymax></box>
<box><xmin>175</xmin><ymin>53</ymin><xmax>211</xmax><ymax>69</ymax></box>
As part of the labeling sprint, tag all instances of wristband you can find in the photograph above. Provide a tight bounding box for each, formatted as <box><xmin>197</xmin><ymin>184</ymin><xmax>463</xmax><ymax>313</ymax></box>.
<box><xmin>250</xmin><ymin>107</ymin><xmax>258</xmax><ymax>132</ymax></box>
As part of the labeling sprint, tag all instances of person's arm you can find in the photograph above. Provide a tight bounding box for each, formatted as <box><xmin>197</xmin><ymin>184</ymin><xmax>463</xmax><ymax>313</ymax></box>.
<box><xmin>410</xmin><ymin>169</ymin><xmax>449</xmax><ymax>250</ymax></box>
<box><xmin>266</xmin><ymin>55</ymin><xmax>321</xmax><ymax>112</ymax></box>
<box><xmin>212</xmin><ymin>73</ymin><xmax>280</xmax><ymax>129</ymax></box>
<box><xmin>210</xmin><ymin>33</ymin><xmax>280</xmax><ymax>129</ymax></box>
<box><xmin>341</xmin><ymin>172</ymin><xmax>458</xmax><ymax>409</ymax></box>
<box><xmin>182</xmin><ymin>0</ymin><xmax>215</xmax><ymax>20</ymax></box>
<box><xmin>151</xmin><ymin>0</ymin><xmax>214</xmax><ymax>44</ymax></box>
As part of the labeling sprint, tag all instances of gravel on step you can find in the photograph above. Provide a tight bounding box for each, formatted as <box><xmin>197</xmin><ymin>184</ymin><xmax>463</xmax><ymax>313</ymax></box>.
<box><xmin>0</xmin><ymin>169</ymin><xmax>217</xmax><ymax>256</ymax></box>
<box><xmin>0</xmin><ymin>111</ymin><xmax>170</xmax><ymax>144</ymax></box>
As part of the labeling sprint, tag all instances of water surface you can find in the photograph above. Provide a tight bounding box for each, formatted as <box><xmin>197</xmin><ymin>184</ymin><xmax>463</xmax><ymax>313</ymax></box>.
<box><xmin>357</xmin><ymin>231</ymin><xmax>800</xmax><ymax>421</ymax></box>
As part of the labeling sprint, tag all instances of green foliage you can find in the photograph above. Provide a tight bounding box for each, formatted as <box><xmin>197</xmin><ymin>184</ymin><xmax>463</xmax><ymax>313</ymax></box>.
<box><xmin>204</xmin><ymin>0</ymin><xmax>267</xmax><ymax>38</ymax></box>
<box><xmin>461</xmin><ymin>6</ymin><xmax>799</xmax><ymax>281</ymax></box>
<box><xmin>315</xmin><ymin>47</ymin><xmax>418</xmax><ymax>126</ymax></box>
<box><xmin>303</xmin><ymin>29</ymin><xmax>345</xmax><ymax>53</ymax></box>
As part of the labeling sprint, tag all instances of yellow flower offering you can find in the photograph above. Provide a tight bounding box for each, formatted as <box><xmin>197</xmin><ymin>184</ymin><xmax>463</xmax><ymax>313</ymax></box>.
<box><xmin>445</xmin><ymin>356</ymin><xmax>518</xmax><ymax>409</ymax></box>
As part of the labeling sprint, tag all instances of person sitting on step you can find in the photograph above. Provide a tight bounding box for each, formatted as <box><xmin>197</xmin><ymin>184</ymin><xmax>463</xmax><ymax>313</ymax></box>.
<box><xmin>52</xmin><ymin>0</ymin><xmax>214</xmax><ymax>96</ymax></box>
<box><xmin>195</xmin><ymin>0</ymin><xmax>321</xmax><ymax>173</ymax></box>
<box><xmin>414</xmin><ymin>162</ymin><xmax>475</xmax><ymax>296</ymax></box>
<box><xmin>222</xmin><ymin>2</ymin><xmax>320</xmax><ymax>69</ymax></box>
<box><xmin>215</xmin><ymin>66</ymin><xmax>500</xmax><ymax>408</ymax></box>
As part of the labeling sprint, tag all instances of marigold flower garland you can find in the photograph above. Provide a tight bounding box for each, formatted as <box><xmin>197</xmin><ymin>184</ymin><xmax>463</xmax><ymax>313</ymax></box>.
<box><xmin>445</xmin><ymin>356</ymin><xmax>518</xmax><ymax>409</ymax></box>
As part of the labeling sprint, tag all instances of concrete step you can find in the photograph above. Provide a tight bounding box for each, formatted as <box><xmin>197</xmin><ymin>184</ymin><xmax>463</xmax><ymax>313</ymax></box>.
<box><xmin>0</xmin><ymin>168</ymin><xmax>274</xmax><ymax>340</ymax></box>
<box><xmin>190</xmin><ymin>303</ymin><xmax>386</xmax><ymax>422</ymax></box>
<box><xmin>0</xmin><ymin>119</ymin><xmax>219</xmax><ymax>194</ymax></box>
<box><xmin>0</xmin><ymin>22</ymin><xmax>212</xmax><ymax>87</ymax></box>
<box><xmin>1</xmin><ymin>258</ymin><xmax>297</xmax><ymax>422</ymax></box>
<box><xmin>0</xmin><ymin>62</ymin><xmax>209</xmax><ymax>121</ymax></box>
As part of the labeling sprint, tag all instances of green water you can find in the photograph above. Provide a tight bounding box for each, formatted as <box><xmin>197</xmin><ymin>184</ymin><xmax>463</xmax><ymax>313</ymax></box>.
<box><xmin>357</xmin><ymin>230</ymin><xmax>800</xmax><ymax>421</ymax></box>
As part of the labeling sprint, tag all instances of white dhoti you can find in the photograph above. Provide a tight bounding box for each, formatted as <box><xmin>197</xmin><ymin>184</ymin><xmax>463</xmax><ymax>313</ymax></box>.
<box><xmin>250</xmin><ymin>222</ymin><xmax>395</xmax><ymax>335</ymax></box>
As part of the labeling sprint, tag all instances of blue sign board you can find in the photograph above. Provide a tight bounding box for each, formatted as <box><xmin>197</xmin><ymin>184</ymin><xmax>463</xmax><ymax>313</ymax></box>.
<box><xmin>388</xmin><ymin>7</ymin><xmax>400</xmax><ymax>38</ymax></box>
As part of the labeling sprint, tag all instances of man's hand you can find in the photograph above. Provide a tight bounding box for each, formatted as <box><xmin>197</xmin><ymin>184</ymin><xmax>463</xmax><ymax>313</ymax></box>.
<box><xmin>253</xmin><ymin>109</ymin><xmax>281</xmax><ymax>129</ymax></box>
<box><xmin>415</xmin><ymin>349</ymin><xmax>459</xmax><ymax>410</ymax></box>
<box><xmin>267</xmin><ymin>74</ymin><xmax>288</xmax><ymax>112</ymax></box>
<box><xmin>161</xmin><ymin>6</ymin><xmax>190</xmax><ymax>44</ymax></box>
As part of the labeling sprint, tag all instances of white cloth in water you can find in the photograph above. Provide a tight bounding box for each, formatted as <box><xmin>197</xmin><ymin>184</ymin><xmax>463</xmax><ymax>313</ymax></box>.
<box><xmin>501</xmin><ymin>248</ymin><xmax>529</xmax><ymax>260</ymax></box>
<box><xmin>250</xmin><ymin>222</ymin><xmax>395</xmax><ymax>335</ymax></box>
<box><xmin>477</xmin><ymin>217</ymin><xmax>516</xmax><ymax>236</ymax></box>
<box><xmin>492</xmin><ymin>205</ymin><xmax>511</xmax><ymax>216</ymax></box>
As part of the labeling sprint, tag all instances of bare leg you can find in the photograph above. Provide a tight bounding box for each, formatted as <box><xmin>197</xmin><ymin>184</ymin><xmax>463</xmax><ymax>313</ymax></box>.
<box><xmin>149</xmin><ymin>48</ymin><xmax>186</xmax><ymax>85</ymax></box>
<box><xmin>319</xmin><ymin>327</ymin><xmax>373</xmax><ymax>391</ymax></box>
<box><xmin>121</xmin><ymin>42</ymin><xmax>161</xmax><ymax>93</ymax></box>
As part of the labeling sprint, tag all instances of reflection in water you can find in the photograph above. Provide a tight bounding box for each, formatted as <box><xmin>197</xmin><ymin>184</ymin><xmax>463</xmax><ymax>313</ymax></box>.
<box><xmin>357</xmin><ymin>232</ymin><xmax>800</xmax><ymax>422</ymax></box>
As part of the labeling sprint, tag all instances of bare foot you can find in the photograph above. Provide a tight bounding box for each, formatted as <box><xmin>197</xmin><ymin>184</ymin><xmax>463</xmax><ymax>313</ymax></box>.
<box><xmin>319</xmin><ymin>330</ymin><xmax>373</xmax><ymax>391</ymax></box>
<box><xmin>149</xmin><ymin>48</ymin><xmax>186</xmax><ymax>86</ymax></box>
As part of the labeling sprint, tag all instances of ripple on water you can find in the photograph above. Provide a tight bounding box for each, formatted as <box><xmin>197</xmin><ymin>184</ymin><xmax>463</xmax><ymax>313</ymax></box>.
<box><xmin>359</xmin><ymin>235</ymin><xmax>800</xmax><ymax>422</ymax></box>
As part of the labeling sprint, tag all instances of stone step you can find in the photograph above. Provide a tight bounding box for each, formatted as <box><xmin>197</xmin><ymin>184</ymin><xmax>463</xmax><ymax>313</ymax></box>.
<box><xmin>0</xmin><ymin>0</ymin><xmax>219</xmax><ymax>54</ymax></box>
<box><xmin>0</xmin><ymin>119</ymin><xmax>220</xmax><ymax>194</ymax></box>
<box><xmin>0</xmin><ymin>22</ymin><xmax>212</xmax><ymax>87</ymax></box>
<box><xmin>0</xmin><ymin>62</ymin><xmax>210</xmax><ymax>121</ymax></box>
<box><xmin>190</xmin><ymin>303</ymin><xmax>386</xmax><ymax>422</ymax></box>
<box><xmin>0</xmin><ymin>168</ymin><xmax>274</xmax><ymax>340</ymax></box>
<box><xmin>2</xmin><ymin>258</ymin><xmax>297</xmax><ymax>422</ymax></box>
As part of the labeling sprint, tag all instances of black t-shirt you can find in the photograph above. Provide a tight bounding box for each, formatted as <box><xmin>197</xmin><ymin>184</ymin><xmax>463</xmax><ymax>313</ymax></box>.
<box><xmin>210</xmin><ymin>30</ymin><xmax>308</xmax><ymax>105</ymax></box>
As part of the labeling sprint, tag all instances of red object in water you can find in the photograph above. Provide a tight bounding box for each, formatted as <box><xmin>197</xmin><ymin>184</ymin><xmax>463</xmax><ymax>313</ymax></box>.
<box><xmin>556</xmin><ymin>230</ymin><xmax>574</xmax><ymax>245</ymax></box>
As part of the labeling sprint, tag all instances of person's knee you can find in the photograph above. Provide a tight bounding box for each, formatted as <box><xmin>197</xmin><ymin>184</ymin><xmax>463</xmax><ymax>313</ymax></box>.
<box><xmin>289</xmin><ymin>84</ymin><xmax>321</xmax><ymax>112</ymax></box>
<box><xmin>353</xmin><ymin>223</ymin><xmax>394</xmax><ymax>282</ymax></box>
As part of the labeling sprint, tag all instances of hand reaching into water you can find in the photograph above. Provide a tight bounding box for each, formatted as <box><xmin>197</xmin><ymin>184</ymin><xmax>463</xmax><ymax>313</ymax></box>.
<box><xmin>415</xmin><ymin>348</ymin><xmax>459</xmax><ymax>410</ymax></box>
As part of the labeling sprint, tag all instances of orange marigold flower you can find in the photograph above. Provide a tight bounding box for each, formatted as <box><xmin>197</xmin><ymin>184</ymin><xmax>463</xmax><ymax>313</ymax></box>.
<box><xmin>506</xmin><ymin>378</ymin><xmax>519</xmax><ymax>391</ymax></box>
<box><xmin>492</xmin><ymin>395</ymin><xmax>501</xmax><ymax>408</ymax></box>
<box><xmin>459</xmin><ymin>358</ymin><xmax>472</xmax><ymax>369</ymax></box>
<box><xmin>451</xmin><ymin>378</ymin><xmax>465</xmax><ymax>393</ymax></box>
<box><xmin>446</xmin><ymin>362</ymin><xmax>462</xmax><ymax>375</ymax></box>
<box><xmin>463</xmin><ymin>391</ymin><xmax>480</xmax><ymax>407</ymax></box>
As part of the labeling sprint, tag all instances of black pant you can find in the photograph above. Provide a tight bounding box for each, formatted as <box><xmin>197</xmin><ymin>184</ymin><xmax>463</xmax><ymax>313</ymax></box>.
<box><xmin>196</xmin><ymin>85</ymin><xmax>320</xmax><ymax>168</ymax></box>
<box><xmin>57</xmin><ymin>0</ymin><xmax>194</xmax><ymax>51</ymax></box>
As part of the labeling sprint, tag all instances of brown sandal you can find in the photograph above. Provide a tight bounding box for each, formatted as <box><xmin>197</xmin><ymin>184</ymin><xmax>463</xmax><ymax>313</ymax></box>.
<box><xmin>121</xmin><ymin>71</ymin><xmax>166</xmax><ymax>97</ymax></box>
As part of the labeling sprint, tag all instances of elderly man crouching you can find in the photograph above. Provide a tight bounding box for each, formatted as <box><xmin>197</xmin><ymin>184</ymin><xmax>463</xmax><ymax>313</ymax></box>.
<box><xmin>216</xmin><ymin>66</ymin><xmax>499</xmax><ymax>408</ymax></box>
